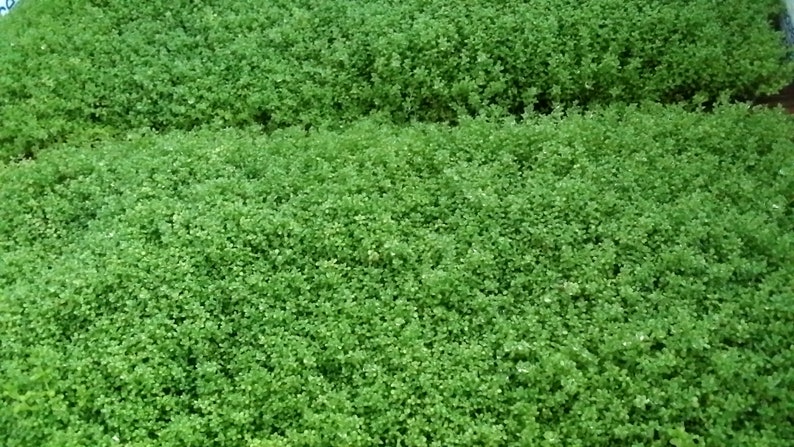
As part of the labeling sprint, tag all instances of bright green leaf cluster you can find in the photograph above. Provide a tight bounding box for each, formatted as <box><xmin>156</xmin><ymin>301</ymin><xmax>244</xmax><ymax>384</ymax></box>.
<box><xmin>1</xmin><ymin>0</ymin><xmax>792</xmax><ymax>160</ymax></box>
<box><xmin>1</xmin><ymin>104</ymin><xmax>793</xmax><ymax>446</ymax></box>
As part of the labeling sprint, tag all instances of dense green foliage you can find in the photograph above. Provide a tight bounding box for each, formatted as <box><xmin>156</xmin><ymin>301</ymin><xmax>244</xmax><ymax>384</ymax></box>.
<box><xmin>1</xmin><ymin>104</ymin><xmax>793</xmax><ymax>446</ymax></box>
<box><xmin>1</xmin><ymin>0</ymin><xmax>792</xmax><ymax>160</ymax></box>
<box><xmin>2</xmin><ymin>1</ymin><xmax>793</xmax><ymax>444</ymax></box>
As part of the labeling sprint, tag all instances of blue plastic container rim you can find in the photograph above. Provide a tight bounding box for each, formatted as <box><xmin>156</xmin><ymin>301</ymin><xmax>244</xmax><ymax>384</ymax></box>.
<box><xmin>0</xmin><ymin>0</ymin><xmax>20</xmax><ymax>17</ymax></box>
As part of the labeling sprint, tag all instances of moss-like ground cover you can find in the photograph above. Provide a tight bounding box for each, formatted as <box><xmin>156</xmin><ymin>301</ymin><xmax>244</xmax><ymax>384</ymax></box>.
<box><xmin>2</xmin><ymin>105</ymin><xmax>793</xmax><ymax>446</ymax></box>
<box><xmin>1</xmin><ymin>0</ymin><xmax>792</xmax><ymax>161</ymax></box>
<box><xmin>2</xmin><ymin>1</ymin><xmax>794</xmax><ymax>446</ymax></box>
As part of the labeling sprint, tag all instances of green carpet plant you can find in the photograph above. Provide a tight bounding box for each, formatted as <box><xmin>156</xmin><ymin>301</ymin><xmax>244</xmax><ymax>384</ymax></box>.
<box><xmin>2</xmin><ymin>1</ymin><xmax>794</xmax><ymax>446</ymax></box>
<box><xmin>1</xmin><ymin>0</ymin><xmax>793</xmax><ymax>161</ymax></box>
<box><xmin>2</xmin><ymin>104</ymin><xmax>793</xmax><ymax>446</ymax></box>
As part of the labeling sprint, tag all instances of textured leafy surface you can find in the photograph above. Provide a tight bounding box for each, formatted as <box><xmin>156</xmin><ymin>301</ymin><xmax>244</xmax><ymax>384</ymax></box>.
<box><xmin>1</xmin><ymin>0</ymin><xmax>792</xmax><ymax>160</ymax></box>
<box><xmin>1</xmin><ymin>105</ymin><xmax>793</xmax><ymax>446</ymax></box>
